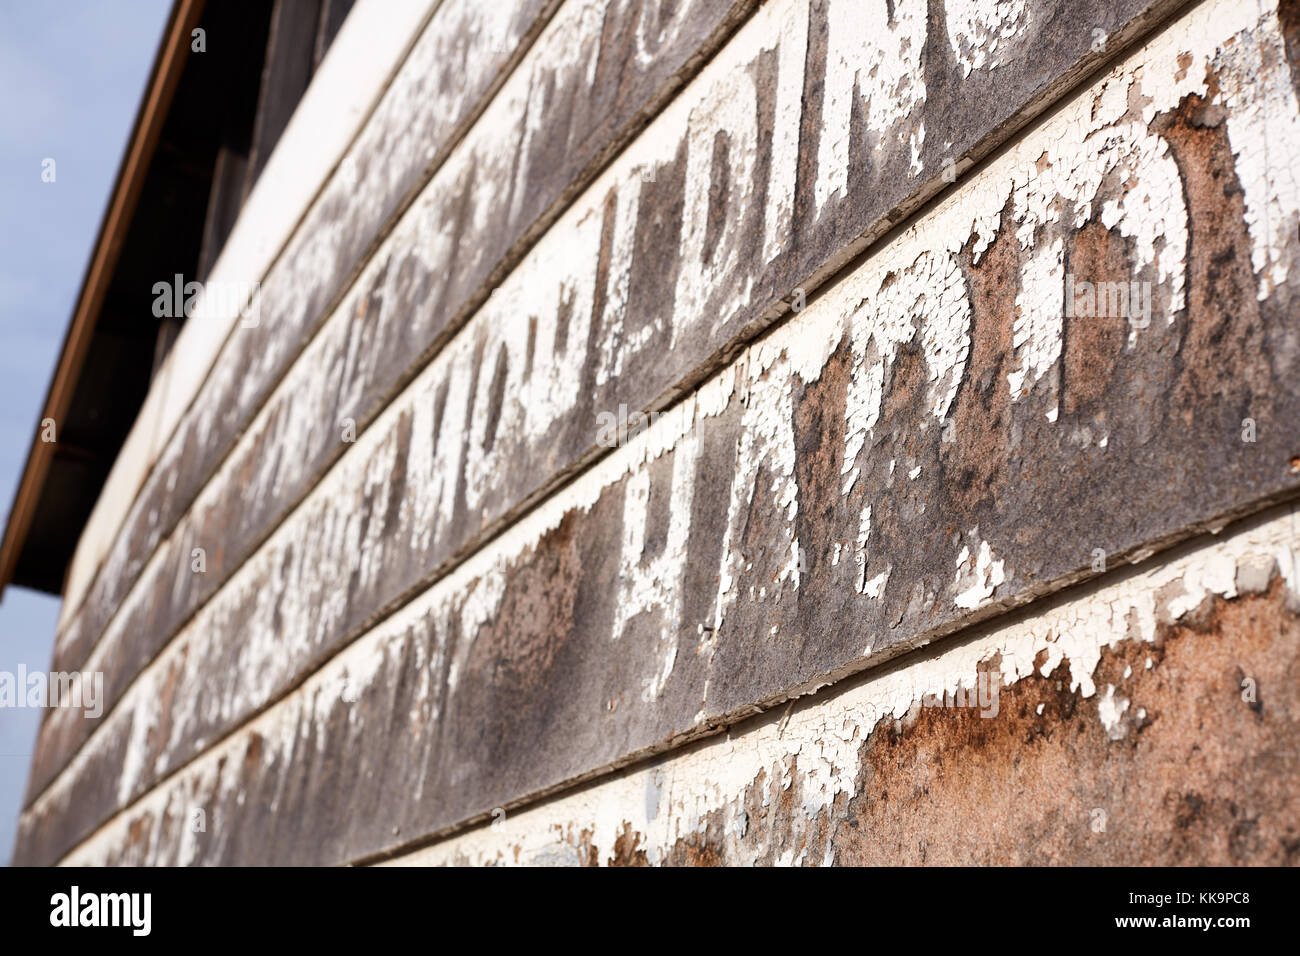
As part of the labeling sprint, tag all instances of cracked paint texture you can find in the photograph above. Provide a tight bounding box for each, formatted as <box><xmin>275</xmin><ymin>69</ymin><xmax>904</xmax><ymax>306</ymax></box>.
<box><xmin>69</xmin><ymin>506</ymin><xmax>1300</xmax><ymax>865</ymax></box>
<box><xmin>17</xmin><ymin>0</ymin><xmax>1300</xmax><ymax>867</ymax></box>
<box><xmin>26</xmin><ymin>0</ymin><xmax>1186</xmax><ymax>838</ymax></box>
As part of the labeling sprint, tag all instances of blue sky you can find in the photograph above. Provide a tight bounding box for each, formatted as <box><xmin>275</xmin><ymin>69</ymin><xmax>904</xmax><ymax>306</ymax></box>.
<box><xmin>0</xmin><ymin>0</ymin><xmax>170</xmax><ymax>864</ymax></box>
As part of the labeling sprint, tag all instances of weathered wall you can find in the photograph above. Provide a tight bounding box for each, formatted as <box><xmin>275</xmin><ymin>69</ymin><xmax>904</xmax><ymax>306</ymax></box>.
<box><xmin>15</xmin><ymin>0</ymin><xmax>1300</xmax><ymax>865</ymax></box>
<box><xmin>382</xmin><ymin>507</ymin><xmax>1300</xmax><ymax>867</ymax></box>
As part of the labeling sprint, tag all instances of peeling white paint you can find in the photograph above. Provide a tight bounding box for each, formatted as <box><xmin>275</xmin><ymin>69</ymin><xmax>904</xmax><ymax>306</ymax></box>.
<box><xmin>30</xmin><ymin>0</ymin><xmax>1300</xmax><ymax>864</ymax></box>
<box><xmin>953</xmin><ymin>540</ymin><xmax>1007</xmax><ymax>610</ymax></box>
<box><xmin>56</xmin><ymin>0</ymin><xmax>441</xmax><ymax>628</ymax></box>
<box><xmin>616</xmin><ymin>434</ymin><xmax>699</xmax><ymax>703</ymax></box>
<box><xmin>1096</xmin><ymin>684</ymin><xmax>1131</xmax><ymax>741</ymax></box>
<box><xmin>47</xmin><ymin>0</ymin><xmax>552</xmax><ymax>697</ymax></box>
<box><xmin>945</xmin><ymin>0</ymin><xmax>1033</xmax><ymax>78</ymax></box>
<box><xmin>815</xmin><ymin>0</ymin><xmax>926</xmax><ymax>212</ymax></box>
<box><xmin>373</xmin><ymin>504</ymin><xmax>1299</xmax><ymax>867</ymax></box>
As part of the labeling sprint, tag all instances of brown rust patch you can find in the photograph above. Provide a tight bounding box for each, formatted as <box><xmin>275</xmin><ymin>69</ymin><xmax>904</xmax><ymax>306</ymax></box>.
<box><xmin>832</xmin><ymin>580</ymin><xmax>1300</xmax><ymax>864</ymax></box>
<box><xmin>948</xmin><ymin>198</ymin><xmax>1019</xmax><ymax>512</ymax></box>
<box><xmin>1061</xmin><ymin>218</ymin><xmax>1130</xmax><ymax>415</ymax></box>
<box><xmin>1154</xmin><ymin>92</ymin><xmax>1271</xmax><ymax>418</ymax></box>
<box><xmin>661</xmin><ymin>827</ymin><xmax>727</xmax><ymax>866</ymax></box>
<box><xmin>609</xmin><ymin>823</ymin><xmax>650</xmax><ymax>866</ymax></box>
<box><xmin>792</xmin><ymin>335</ymin><xmax>855</xmax><ymax>624</ymax></box>
<box><xmin>625</xmin><ymin>579</ymin><xmax>1300</xmax><ymax>866</ymax></box>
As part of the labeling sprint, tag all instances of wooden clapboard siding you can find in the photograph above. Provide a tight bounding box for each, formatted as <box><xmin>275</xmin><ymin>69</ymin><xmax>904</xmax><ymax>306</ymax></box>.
<box><xmin>42</xmin><ymin>0</ymin><xmax>562</xmax><ymax>705</ymax></box>
<box><xmin>26</xmin><ymin>0</ymin><xmax>760</xmax><ymax>809</ymax></box>
<box><xmin>28</xmin><ymin>0</ymin><xmax>1172</xmax><ymax>809</ymax></box>
<box><xmin>17</xmin><ymin>0</ymin><xmax>1150</xmax><ymax>845</ymax></box>
<box><xmin>19</xmin><ymin>0</ymin><xmax>1300</xmax><ymax>864</ymax></box>
<box><xmin>53</xmin><ymin>0</ymin><xmax>438</xmax><ymax>627</ymax></box>
<box><xmin>376</xmin><ymin>506</ymin><xmax>1300</xmax><ymax>867</ymax></box>
<box><xmin>62</xmin><ymin>502</ymin><xmax>1300</xmax><ymax>865</ymax></box>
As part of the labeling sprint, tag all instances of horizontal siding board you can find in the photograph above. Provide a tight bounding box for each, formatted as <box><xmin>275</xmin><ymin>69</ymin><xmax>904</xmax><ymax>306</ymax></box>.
<box><xmin>42</xmin><ymin>0</ymin><xmax>559</xmax><ymax>701</ymax></box>
<box><xmin>20</xmin><ymin>0</ymin><xmax>1300</xmax><ymax>864</ymax></box>
<box><xmin>28</xmin><ymin>0</ymin><xmax>1171</xmax><ymax>810</ymax></box>
<box><xmin>377</xmin><ymin>509</ymin><xmax>1300</xmax><ymax>866</ymax></box>
<box><xmin>54</xmin><ymin>0</ymin><xmax>442</xmax><ymax>628</ymax></box>
<box><xmin>27</xmin><ymin>0</ymin><xmax>762</xmax><ymax>805</ymax></box>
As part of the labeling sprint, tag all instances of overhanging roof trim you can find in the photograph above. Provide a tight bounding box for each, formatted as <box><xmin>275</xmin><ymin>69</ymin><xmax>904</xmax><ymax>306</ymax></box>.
<box><xmin>0</xmin><ymin>0</ymin><xmax>204</xmax><ymax>599</ymax></box>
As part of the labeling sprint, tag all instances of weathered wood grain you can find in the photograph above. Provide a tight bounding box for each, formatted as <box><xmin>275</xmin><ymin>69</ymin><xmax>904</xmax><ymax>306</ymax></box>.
<box><xmin>70</xmin><ymin>510</ymin><xmax>1300</xmax><ymax>865</ymax></box>
<box><xmin>52</xmin><ymin>0</ymin><xmax>441</xmax><ymax>625</ymax></box>
<box><xmin>36</xmin><ymin>0</ymin><xmax>761</xmax><ymax>799</ymax></box>
<box><xmin>27</xmin><ymin>0</ymin><xmax>760</xmax><ymax>815</ymax></box>
<box><xmin>20</xmin><ymin>0</ymin><xmax>1300</xmax><ymax>865</ymax></box>
<box><xmin>375</xmin><ymin>509</ymin><xmax>1300</xmax><ymax>866</ymax></box>
<box><xmin>27</xmin><ymin>0</ymin><xmax>1178</xmax><ymax>815</ymax></box>
<box><xmin>43</xmin><ymin>0</ymin><xmax>560</xmax><ymax>697</ymax></box>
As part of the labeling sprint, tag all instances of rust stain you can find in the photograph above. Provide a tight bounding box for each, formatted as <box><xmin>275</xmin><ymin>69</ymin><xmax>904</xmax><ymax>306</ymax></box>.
<box><xmin>609</xmin><ymin>822</ymin><xmax>651</xmax><ymax>866</ymax></box>
<box><xmin>1061</xmin><ymin>219</ymin><xmax>1129</xmax><ymax>415</ymax></box>
<box><xmin>949</xmin><ymin>198</ymin><xmax>1019</xmax><ymax>512</ymax></box>
<box><xmin>629</xmin><ymin>581</ymin><xmax>1300</xmax><ymax>865</ymax></box>
<box><xmin>1155</xmin><ymin>90</ymin><xmax>1271</xmax><ymax>419</ymax></box>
